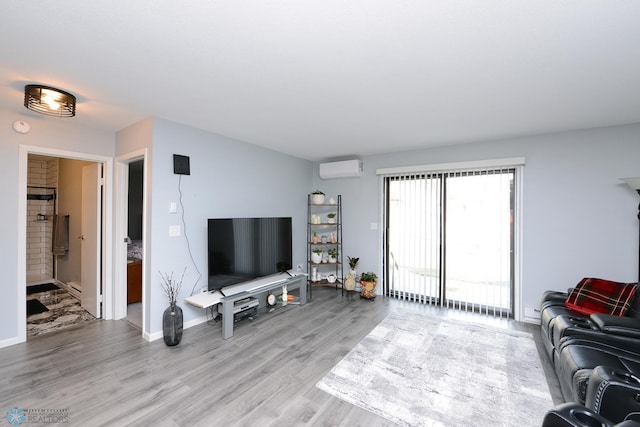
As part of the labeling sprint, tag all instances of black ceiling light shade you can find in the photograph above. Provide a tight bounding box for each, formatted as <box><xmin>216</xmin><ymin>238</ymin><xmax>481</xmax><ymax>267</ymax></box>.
<box><xmin>24</xmin><ymin>84</ymin><xmax>76</xmax><ymax>117</ymax></box>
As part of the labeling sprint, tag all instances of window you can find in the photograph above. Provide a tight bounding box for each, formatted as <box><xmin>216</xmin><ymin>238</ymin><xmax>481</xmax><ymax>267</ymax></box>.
<box><xmin>380</xmin><ymin>159</ymin><xmax>523</xmax><ymax>318</ymax></box>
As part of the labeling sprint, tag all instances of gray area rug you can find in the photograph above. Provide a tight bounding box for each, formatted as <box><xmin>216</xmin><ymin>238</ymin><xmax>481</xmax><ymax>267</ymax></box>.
<box><xmin>316</xmin><ymin>310</ymin><xmax>553</xmax><ymax>426</ymax></box>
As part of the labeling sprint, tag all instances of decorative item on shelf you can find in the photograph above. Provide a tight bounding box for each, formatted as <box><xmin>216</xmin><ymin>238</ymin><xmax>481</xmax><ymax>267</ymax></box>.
<box><xmin>321</xmin><ymin>234</ymin><xmax>328</xmax><ymax>244</ymax></box>
<box><xmin>329</xmin><ymin>197</ymin><xmax>336</xmax><ymax>205</ymax></box>
<box><xmin>327</xmin><ymin>248</ymin><xmax>339</xmax><ymax>263</ymax></box>
<box><xmin>330</xmin><ymin>232</ymin><xmax>337</xmax><ymax>244</ymax></box>
<box><xmin>327</xmin><ymin>273</ymin><xmax>337</xmax><ymax>284</ymax></box>
<box><xmin>360</xmin><ymin>272</ymin><xmax>378</xmax><ymax>300</ymax></box>
<box><xmin>327</xmin><ymin>212</ymin><xmax>336</xmax><ymax>223</ymax></box>
<box><xmin>344</xmin><ymin>272</ymin><xmax>357</xmax><ymax>291</ymax></box>
<box><xmin>347</xmin><ymin>256</ymin><xmax>359</xmax><ymax>275</ymax></box>
<box><xmin>311</xmin><ymin>265</ymin><xmax>319</xmax><ymax>282</ymax></box>
<box><xmin>311</xmin><ymin>214</ymin><xmax>321</xmax><ymax>224</ymax></box>
<box><xmin>311</xmin><ymin>190</ymin><xmax>325</xmax><ymax>205</ymax></box>
<box><xmin>282</xmin><ymin>284</ymin><xmax>288</xmax><ymax>306</ymax></box>
<box><xmin>311</xmin><ymin>248</ymin><xmax>323</xmax><ymax>264</ymax></box>
<box><xmin>312</xmin><ymin>231</ymin><xmax>318</xmax><ymax>244</ymax></box>
<box><xmin>159</xmin><ymin>268</ymin><xmax>186</xmax><ymax>346</ymax></box>
<box><xmin>266</xmin><ymin>292</ymin><xmax>277</xmax><ymax>307</ymax></box>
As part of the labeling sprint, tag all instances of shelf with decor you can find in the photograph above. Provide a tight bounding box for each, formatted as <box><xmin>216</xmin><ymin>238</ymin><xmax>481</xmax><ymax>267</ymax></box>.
<box><xmin>307</xmin><ymin>193</ymin><xmax>343</xmax><ymax>299</ymax></box>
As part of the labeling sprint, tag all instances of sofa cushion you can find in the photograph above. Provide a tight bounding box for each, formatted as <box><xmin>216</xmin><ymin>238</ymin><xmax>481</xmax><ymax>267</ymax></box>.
<box><xmin>565</xmin><ymin>278</ymin><xmax>637</xmax><ymax>317</ymax></box>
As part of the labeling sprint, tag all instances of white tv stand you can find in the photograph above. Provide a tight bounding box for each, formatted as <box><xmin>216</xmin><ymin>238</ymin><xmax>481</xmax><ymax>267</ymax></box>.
<box><xmin>184</xmin><ymin>273</ymin><xmax>307</xmax><ymax>339</ymax></box>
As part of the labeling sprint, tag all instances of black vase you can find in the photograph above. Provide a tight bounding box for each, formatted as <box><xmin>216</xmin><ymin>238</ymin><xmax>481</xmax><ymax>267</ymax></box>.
<box><xmin>163</xmin><ymin>303</ymin><xmax>183</xmax><ymax>346</ymax></box>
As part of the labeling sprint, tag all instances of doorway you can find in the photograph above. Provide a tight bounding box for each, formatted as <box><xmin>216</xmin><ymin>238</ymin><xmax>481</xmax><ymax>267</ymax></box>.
<box><xmin>25</xmin><ymin>155</ymin><xmax>103</xmax><ymax>336</ymax></box>
<box><xmin>113</xmin><ymin>149</ymin><xmax>148</xmax><ymax>336</ymax></box>
<box><xmin>125</xmin><ymin>159</ymin><xmax>144</xmax><ymax>329</ymax></box>
<box><xmin>383</xmin><ymin>165</ymin><xmax>520</xmax><ymax>318</ymax></box>
<box><xmin>18</xmin><ymin>145</ymin><xmax>114</xmax><ymax>343</ymax></box>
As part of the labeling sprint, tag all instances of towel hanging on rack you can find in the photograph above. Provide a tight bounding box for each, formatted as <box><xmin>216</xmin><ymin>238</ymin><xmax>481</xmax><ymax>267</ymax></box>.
<box><xmin>52</xmin><ymin>214</ymin><xmax>69</xmax><ymax>256</ymax></box>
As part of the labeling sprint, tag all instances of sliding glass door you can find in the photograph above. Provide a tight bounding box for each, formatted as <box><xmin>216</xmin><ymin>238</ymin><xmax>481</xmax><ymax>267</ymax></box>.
<box><xmin>384</xmin><ymin>167</ymin><xmax>515</xmax><ymax>317</ymax></box>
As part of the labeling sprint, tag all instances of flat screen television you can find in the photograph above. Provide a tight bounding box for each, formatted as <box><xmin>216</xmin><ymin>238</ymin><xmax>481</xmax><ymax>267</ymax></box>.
<box><xmin>207</xmin><ymin>217</ymin><xmax>292</xmax><ymax>293</ymax></box>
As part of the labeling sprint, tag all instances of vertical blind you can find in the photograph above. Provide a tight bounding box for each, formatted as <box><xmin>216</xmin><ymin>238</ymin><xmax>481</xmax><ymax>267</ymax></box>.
<box><xmin>381</xmin><ymin>160</ymin><xmax>522</xmax><ymax>318</ymax></box>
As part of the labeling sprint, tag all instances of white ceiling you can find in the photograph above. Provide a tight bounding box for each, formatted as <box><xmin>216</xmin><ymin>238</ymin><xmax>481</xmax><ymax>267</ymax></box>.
<box><xmin>2</xmin><ymin>1</ymin><xmax>640</xmax><ymax>161</ymax></box>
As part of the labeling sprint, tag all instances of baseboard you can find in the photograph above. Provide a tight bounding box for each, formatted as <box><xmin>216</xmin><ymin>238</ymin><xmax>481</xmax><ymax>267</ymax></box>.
<box><xmin>184</xmin><ymin>314</ymin><xmax>208</xmax><ymax>329</ymax></box>
<box><xmin>56</xmin><ymin>279</ymin><xmax>81</xmax><ymax>300</ymax></box>
<box><xmin>145</xmin><ymin>314</ymin><xmax>210</xmax><ymax>343</ymax></box>
<box><xmin>523</xmin><ymin>316</ymin><xmax>541</xmax><ymax>324</ymax></box>
<box><xmin>0</xmin><ymin>336</ymin><xmax>21</xmax><ymax>349</ymax></box>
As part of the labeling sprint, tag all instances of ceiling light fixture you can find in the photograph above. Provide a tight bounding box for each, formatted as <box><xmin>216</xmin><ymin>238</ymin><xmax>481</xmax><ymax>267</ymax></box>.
<box><xmin>24</xmin><ymin>84</ymin><xmax>76</xmax><ymax>117</ymax></box>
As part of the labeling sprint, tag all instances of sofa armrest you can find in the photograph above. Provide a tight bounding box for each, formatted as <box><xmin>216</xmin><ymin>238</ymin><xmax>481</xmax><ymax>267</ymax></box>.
<box><xmin>541</xmin><ymin>290</ymin><xmax>570</xmax><ymax>310</ymax></box>
<box><xmin>590</xmin><ymin>314</ymin><xmax>640</xmax><ymax>339</ymax></box>
<box><xmin>586</xmin><ymin>366</ymin><xmax>640</xmax><ymax>424</ymax></box>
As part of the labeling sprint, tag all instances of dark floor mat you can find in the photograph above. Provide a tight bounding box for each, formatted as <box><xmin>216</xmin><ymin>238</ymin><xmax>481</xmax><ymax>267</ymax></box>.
<box><xmin>27</xmin><ymin>283</ymin><xmax>59</xmax><ymax>295</ymax></box>
<box><xmin>27</xmin><ymin>299</ymin><xmax>49</xmax><ymax>316</ymax></box>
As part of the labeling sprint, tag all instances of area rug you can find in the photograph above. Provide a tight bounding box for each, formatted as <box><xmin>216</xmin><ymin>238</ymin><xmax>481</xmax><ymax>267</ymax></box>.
<box><xmin>316</xmin><ymin>310</ymin><xmax>553</xmax><ymax>426</ymax></box>
<box><xmin>26</xmin><ymin>283</ymin><xmax>59</xmax><ymax>295</ymax></box>
<box><xmin>26</xmin><ymin>299</ymin><xmax>49</xmax><ymax>316</ymax></box>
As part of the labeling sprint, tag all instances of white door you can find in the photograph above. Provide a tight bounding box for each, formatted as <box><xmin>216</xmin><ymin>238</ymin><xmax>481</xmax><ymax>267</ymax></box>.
<box><xmin>81</xmin><ymin>163</ymin><xmax>102</xmax><ymax>318</ymax></box>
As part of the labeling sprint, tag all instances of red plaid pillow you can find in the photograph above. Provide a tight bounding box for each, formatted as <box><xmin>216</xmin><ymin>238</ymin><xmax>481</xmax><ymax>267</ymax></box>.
<box><xmin>565</xmin><ymin>278</ymin><xmax>637</xmax><ymax>316</ymax></box>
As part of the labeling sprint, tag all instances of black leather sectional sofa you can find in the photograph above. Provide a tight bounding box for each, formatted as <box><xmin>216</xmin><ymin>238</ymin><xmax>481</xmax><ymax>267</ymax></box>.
<box><xmin>540</xmin><ymin>278</ymin><xmax>640</xmax><ymax>424</ymax></box>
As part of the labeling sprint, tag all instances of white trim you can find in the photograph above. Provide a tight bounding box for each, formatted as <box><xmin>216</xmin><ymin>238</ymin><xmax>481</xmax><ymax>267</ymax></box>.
<box><xmin>17</xmin><ymin>148</ymin><xmax>27</xmax><ymax>342</ymax></box>
<box><xmin>376</xmin><ymin>157</ymin><xmax>526</xmax><ymax>176</ymax></box>
<box><xmin>146</xmin><ymin>314</ymin><xmax>209</xmax><ymax>343</ymax></box>
<box><xmin>18</xmin><ymin>145</ymin><xmax>114</xmax><ymax>344</ymax></box>
<box><xmin>113</xmin><ymin>159</ymin><xmax>129</xmax><ymax>320</ymax></box>
<box><xmin>0</xmin><ymin>337</ymin><xmax>20</xmax><ymax>349</ymax></box>
<box><xmin>114</xmin><ymin>149</ymin><xmax>148</xmax><ymax>340</ymax></box>
<box><xmin>378</xmin><ymin>175</ymin><xmax>385</xmax><ymax>296</ymax></box>
<box><xmin>513</xmin><ymin>165</ymin><xmax>524</xmax><ymax>321</ymax></box>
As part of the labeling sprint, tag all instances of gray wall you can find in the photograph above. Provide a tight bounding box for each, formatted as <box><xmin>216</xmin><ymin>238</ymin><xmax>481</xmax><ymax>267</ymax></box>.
<box><xmin>313</xmin><ymin>123</ymin><xmax>640</xmax><ymax>317</ymax></box>
<box><xmin>146</xmin><ymin>118</ymin><xmax>312</xmax><ymax>335</ymax></box>
<box><xmin>3</xmin><ymin>106</ymin><xmax>638</xmax><ymax>343</ymax></box>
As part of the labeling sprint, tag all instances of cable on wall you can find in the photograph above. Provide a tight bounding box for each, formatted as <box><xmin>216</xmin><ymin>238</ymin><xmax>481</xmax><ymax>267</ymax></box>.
<box><xmin>176</xmin><ymin>173</ymin><xmax>204</xmax><ymax>296</ymax></box>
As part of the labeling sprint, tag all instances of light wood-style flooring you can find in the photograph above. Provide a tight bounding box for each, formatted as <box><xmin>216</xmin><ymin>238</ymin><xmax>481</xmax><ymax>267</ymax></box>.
<box><xmin>0</xmin><ymin>286</ymin><xmax>562</xmax><ymax>426</ymax></box>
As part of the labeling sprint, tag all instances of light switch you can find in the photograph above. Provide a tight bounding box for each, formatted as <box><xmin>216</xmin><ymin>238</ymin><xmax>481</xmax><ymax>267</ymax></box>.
<box><xmin>169</xmin><ymin>202</ymin><xmax>177</xmax><ymax>213</ymax></box>
<box><xmin>169</xmin><ymin>225</ymin><xmax>181</xmax><ymax>237</ymax></box>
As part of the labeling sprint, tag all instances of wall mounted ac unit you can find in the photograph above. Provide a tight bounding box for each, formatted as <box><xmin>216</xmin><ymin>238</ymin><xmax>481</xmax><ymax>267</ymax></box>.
<box><xmin>319</xmin><ymin>159</ymin><xmax>363</xmax><ymax>179</ymax></box>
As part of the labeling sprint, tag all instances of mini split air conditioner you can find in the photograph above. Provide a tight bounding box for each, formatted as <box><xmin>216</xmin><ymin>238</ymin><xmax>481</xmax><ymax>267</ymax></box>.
<box><xmin>319</xmin><ymin>159</ymin><xmax>363</xmax><ymax>179</ymax></box>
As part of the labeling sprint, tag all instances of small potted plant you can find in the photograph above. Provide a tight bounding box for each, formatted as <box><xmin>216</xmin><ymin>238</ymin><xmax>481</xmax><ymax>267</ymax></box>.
<box><xmin>347</xmin><ymin>256</ymin><xmax>359</xmax><ymax>275</ymax></box>
<box><xmin>311</xmin><ymin>190</ymin><xmax>325</xmax><ymax>205</ymax></box>
<box><xmin>327</xmin><ymin>248</ymin><xmax>339</xmax><ymax>263</ymax></box>
<box><xmin>360</xmin><ymin>272</ymin><xmax>377</xmax><ymax>300</ymax></box>
<box><xmin>311</xmin><ymin>248</ymin><xmax>323</xmax><ymax>264</ymax></box>
<box><xmin>327</xmin><ymin>212</ymin><xmax>336</xmax><ymax>223</ymax></box>
<box><xmin>312</xmin><ymin>231</ymin><xmax>318</xmax><ymax>244</ymax></box>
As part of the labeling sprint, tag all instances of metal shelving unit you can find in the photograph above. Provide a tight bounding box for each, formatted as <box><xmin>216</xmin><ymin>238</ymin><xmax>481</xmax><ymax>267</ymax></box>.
<box><xmin>307</xmin><ymin>194</ymin><xmax>343</xmax><ymax>299</ymax></box>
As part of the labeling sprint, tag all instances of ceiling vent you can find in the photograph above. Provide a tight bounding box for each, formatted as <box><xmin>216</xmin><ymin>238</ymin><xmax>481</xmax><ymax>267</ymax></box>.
<box><xmin>319</xmin><ymin>159</ymin><xmax>363</xmax><ymax>179</ymax></box>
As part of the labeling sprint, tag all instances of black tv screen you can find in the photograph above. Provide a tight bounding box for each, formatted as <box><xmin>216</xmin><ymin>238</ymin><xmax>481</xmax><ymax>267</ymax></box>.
<box><xmin>208</xmin><ymin>217</ymin><xmax>292</xmax><ymax>293</ymax></box>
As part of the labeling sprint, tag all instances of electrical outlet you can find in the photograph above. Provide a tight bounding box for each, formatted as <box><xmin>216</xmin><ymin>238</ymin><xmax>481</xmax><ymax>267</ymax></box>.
<box><xmin>296</xmin><ymin>264</ymin><xmax>304</xmax><ymax>272</ymax></box>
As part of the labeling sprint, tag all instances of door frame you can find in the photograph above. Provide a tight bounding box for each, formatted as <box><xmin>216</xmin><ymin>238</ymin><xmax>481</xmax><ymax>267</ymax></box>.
<box><xmin>114</xmin><ymin>149</ymin><xmax>148</xmax><ymax>338</ymax></box>
<box><xmin>17</xmin><ymin>145</ymin><xmax>114</xmax><ymax>343</ymax></box>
